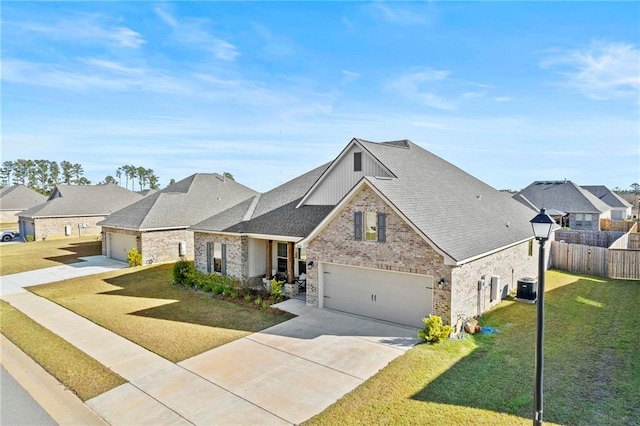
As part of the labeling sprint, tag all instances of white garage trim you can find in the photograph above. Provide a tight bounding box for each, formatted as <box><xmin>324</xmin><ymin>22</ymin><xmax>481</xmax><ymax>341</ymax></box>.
<box><xmin>319</xmin><ymin>262</ymin><xmax>434</xmax><ymax>328</ymax></box>
<box><xmin>107</xmin><ymin>233</ymin><xmax>137</xmax><ymax>262</ymax></box>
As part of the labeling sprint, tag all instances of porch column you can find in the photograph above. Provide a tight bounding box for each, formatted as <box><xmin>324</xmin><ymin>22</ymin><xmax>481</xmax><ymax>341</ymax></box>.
<box><xmin>287</xmin><ymin>241</ymin><xmax>295</xmax><ymax>284</ymax></box>
<box><xmin>265</xmin><ymin>240</ymin><xmax>272</xmax><ymax>278</ymax></box>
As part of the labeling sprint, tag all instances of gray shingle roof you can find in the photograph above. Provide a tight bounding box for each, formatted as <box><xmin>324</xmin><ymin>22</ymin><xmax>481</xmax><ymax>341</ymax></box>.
<box><xmin>19</xmin><ymin>184</ymin><xmax>142</xmax><ymax>218</ymax></box>
<box><xmin>191</xmin><ymin>163</ymin><xmax>331</xmax><ymax>237</ymax></box>
<box><xmin>0</xmin><ymin>185</ymin><xmax>47</xmax><ymax>210</ymax></box>
<box><xmin>355</xmin><ymin>140</ymin><xmax>537</xmax><ymax>262</ymax></box>
<box><xmin>515</xmin><ymin>181</ymin><xmax>611</xmax><ymax>214</ymax></box>
<box><xmin>99</xmin><ymin>174</ymin><xmax>259</xmax><ymax>230</ymax></box>
<box><xmin>581</xmin><ymin>185</ymin><xmax>632</xmax><ymax>209</ymax></box>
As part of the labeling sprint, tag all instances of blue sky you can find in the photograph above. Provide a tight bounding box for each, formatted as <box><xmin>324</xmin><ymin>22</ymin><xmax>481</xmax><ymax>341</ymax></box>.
<box><xmin>2</xmin><ymin>1</ymin><xmax>638</xmax><ymax>192</ymax></box>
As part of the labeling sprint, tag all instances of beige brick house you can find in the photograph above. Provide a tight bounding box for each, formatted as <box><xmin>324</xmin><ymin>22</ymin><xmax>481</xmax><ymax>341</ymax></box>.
<box><xmin>192</xmin><ymin>138</ymin><xmax>541</xmax><ymax>329</ymax></box>
<box><xmin>18</xmin><ymin>184</ymin><xmax>142</xmax><ymax>241</ymax></box>
<box><xmin>0</xmin><ymin>185</ymin><xmax>46</xmax><ymax>224</ymax></box>
<box><xmin>98</xmin><ymin>174</ymin><xmax>258</xmax><ymax>264</ymax></box>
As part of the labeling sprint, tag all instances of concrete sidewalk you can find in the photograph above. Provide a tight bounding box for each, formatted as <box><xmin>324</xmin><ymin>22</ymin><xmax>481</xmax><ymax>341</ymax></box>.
<box><xmin>1</xmin><ymin>259</ymin><xmax>419</xmax><ymax>425</ymax></box>
<box><xmin>0</xmin><ymin>255</ymin><xmax>127</xmax><ymax>297</ymax></box>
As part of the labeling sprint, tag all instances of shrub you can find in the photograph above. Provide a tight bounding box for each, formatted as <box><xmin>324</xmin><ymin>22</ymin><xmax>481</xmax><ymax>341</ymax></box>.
<box><xmin>270</xmin><ymin>278</ymin><xmax>284</xmax><ymax>300</ymax></box>
<box><xmin>244</xmin><ymin>294</ymin><xmax>252</xmax><ymax>302</ymax></box>
<box><xmin>172</xmin><ymin>260</ymin><xmax>195</xmax><ymax>286</ymax></box>
<box><xmin>418</xmin><ymin>314</ymin><xmax>453</xmax><ymax>344</ymax></box>
<box><xmin>25</xmin><ymin>235</ymin><xmax>35</xmax><ymax>242</ymax></box>
<box><xmin>127</xmin><ymin>248</ymin><xmax>142</xmax><ymax>267</ymax></box>
<box><xmin>261</xmin><ymin>301</ymin><xmax>270</xmax><ymax>309</ymax></box>
<box><xmin>254</xmin><ymin>297</ymin><xmax>262</xmax><ymax>306</ymax></box>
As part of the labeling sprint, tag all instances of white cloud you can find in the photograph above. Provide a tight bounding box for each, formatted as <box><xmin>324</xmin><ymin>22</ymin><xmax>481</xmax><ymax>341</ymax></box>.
<box><xmin>541</xmin><ymin>41</ymin><xmax>640</xmax><ymax>100</ymax></box>
<box><xmin>10</xmin><ymin>14</ymin><xmax>144</xmax><ymax>49</ymax></box>
<box><xmin>155</xmin><ymin>7</ymin><xmax>178</xmax><ymax>27</ymax></box>
<box><xmin>369</xmin><ymin>2</ymin><xmax>431</xmax><ymax>26</ymax></box>
<box><xmin>387</xmin><ymin>68</ymin><xmax>456</xmax><ymax>110</ymax></box>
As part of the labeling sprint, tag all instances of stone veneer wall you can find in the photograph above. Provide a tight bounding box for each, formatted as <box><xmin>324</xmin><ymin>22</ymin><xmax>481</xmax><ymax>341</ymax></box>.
<box><xmin>140</xmin><ymin>229</ymin><xmax>194</xmax><ymax>264</ymax></box>
<box><xmin>194</xmin><ymin>232</ymin><xmax>249</xmax><ymax>283</ymax></box>
<box><xmin>34</xmin><ymin>216</ymin><xmax>105</xmax><ymax>240</ymax></box>
<box><xmin>305</xmin><ymin>185</ymin><xmax>452</xmax><ymax>320</ymax></box>
<box><xmin>450</xmin><ymin>241</ymin><xmax>538</xmax><ymax>322</ymax></box>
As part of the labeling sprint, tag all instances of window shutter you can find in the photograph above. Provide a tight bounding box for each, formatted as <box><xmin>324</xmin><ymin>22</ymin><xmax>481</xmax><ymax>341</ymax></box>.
<box><xmin>354</xmin><ymin>211</ymin><xmax>362</xmax><ymax>240</ymax></box>
<box><xmin>377</xmin><ymin>212</ymin><xmax>386</xmax><ymax>242</ymax></box>
<box><xmin>221</xmin><ymin>244</ymin><xmax>227</xmax><ymax>275</ymax></box>
<box><xmin>206</xmin><ymin>242</ymin><xmax>212</xmax><ymax>274</ymax></box>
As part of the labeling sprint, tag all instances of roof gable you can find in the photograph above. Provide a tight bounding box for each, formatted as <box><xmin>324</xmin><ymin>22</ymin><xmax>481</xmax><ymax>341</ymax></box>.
<box><xmin>99</xmin><ymin>174</ymin><xmax>259</xmax><ymax>230</ymax></box>
<box><xmin>581</xmin><ymin>185</ymin><xmax>632</xmax><ymax>209</ymax></box>
<box><xmin>298</xmin><ymin>138</ymin><xmax>394</xmax><ymax>207</ymax></box>
<box><xmin>0</xmin><ymin>185</ymin><xmax>47</xmax><ymax>210</ymax></box>
<box><xmin>19</xmin><ymin>184</ymin><xmax>143</xmax><ymax>218</ymax></box>
<box><xmin>302</xmin><ymin>139</ymin><xmax>537</xmax><ymax>263</ymax></box>
<box><xmin>516</xmin><ymin>181</ymin><xmax>611</xmax><ymax>214</ymax></box>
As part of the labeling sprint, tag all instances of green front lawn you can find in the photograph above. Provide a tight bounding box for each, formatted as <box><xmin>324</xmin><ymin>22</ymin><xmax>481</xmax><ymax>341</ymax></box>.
<box><xmin>306</xmin><ymin>270</ymin><xmax>640</xmax><ymax>425</ymax></box>
<box><xmin>29</xmin><ymin>264</ymin><xmax>294</xmax><ymax>362</ymax></box>
<box><xmin>0</xmin><ymin>300</ymin><xmax>126</xmax><ymax>401</ymax></box>
<box><xmin>0</xmin><ymin>237</ymin><xmax>102</xmax><ymax>275</ymax></box>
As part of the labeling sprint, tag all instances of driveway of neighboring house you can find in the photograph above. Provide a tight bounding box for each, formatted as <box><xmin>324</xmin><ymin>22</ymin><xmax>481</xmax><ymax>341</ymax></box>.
<box><xmin>1</xmin><ymin>260</ymin><xmax>419</xmax><ymax>425</ymax></box>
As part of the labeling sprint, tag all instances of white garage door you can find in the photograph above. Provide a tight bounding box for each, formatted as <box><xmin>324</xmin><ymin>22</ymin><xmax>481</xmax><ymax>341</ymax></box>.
<box><xmin>108</xmin><ymin>233</ymin><xmax>137</xmax><ymax>262</ymax></box>
<box><xmin>321</xmin><ymin>263</ymin><xmax>433</xmax><ymax>328</ymax></box>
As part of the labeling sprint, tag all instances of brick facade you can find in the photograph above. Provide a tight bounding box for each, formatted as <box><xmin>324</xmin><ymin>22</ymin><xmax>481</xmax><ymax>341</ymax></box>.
<box><xmin>450</xmin><ymin>241</ymin><xmax>538</xmax><ymax>323</ymax></box>
<box><xmin>194</xmin><ymin>232</ymin><xmax>249</xmax><ymax>283</ymax></box>
<box><xmin>305</xmin><ymin>185</ymin><xmax>452</xmax><ymax>318</ymax></box>
<box><xmin>1</xmin><ymin>210</ymin><xmax>20</xmax><ymax>223</ymax></box>
<box><xmin>102</xmin><ymin>227</ymin><xmax>195</xmax><ymax>265</ymax></box>
<box><xmin>31</xmin><ymin>216</ymin><xmax>105</xmax><ymax>240</ymax></box>
<box><xmin>305</xmin><ymin>184</ymin><xmax>539</xmax><ymax>326</ymax></box>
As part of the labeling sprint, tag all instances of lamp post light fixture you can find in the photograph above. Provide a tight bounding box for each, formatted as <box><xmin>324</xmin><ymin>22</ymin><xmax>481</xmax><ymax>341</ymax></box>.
<box><xmin>530</xmin><ymin>208</ymin><xmax>555</xmax><ymax>426</ymax></box>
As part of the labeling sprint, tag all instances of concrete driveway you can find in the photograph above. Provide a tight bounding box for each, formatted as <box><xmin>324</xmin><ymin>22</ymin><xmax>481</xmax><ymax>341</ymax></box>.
<box><xmin>88</xmin><ymin>299</ymin><xmax>419</xmax><ymax>425</ymax></box>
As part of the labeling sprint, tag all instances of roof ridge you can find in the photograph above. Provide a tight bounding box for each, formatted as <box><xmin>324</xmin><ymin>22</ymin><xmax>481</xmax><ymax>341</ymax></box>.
<box><xmin>242</xmin><ymin>194</ymin><xmax>262</xmax><ymax>222</ymax></box>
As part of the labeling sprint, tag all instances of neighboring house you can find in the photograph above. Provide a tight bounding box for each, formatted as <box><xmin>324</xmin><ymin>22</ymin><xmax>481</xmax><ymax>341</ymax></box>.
<box><xmin>0</xmin><ymin>185</ymin><xmax>47</xmax><ymax>223</ymax></box>
<box><xmin>192</xmin><ymin>138</ymin><xmax>540</xmax><ymax>328</ymax></box>
<box><xmin>18</xmin><ymin>184</ymin><xmax>143</xmax><ymax>241</ymax></box>
<box><xmin>514</xmin><ymin>181</ymin><xmax>612</xmax><ymax>231</ymax></box>
<box><xmin>98</xmin><ymin>174</ymin><xmax>258</xmax><ymax>264</ymax></box>
<box><xmin>191</xmin><ymin>163</ymin><xmax>332</xmax><ymax>286</ymax></box>
<box><xmin>582</xmin><ymin>186</ymin><xmax>632</xmax><ymax>220</ymax></box>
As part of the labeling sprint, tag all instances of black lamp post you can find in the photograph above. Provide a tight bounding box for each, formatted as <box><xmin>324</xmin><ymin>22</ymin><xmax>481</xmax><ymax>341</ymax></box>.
<box><xmin>530</xmin><ymin>208</ymin><xmax>555</xmax><ymax>426</ymax></box>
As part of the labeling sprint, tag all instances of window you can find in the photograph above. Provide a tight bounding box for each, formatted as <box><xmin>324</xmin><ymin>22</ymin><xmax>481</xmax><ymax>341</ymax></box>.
<box><xmin>575</xmin><ymin>214</ymin><xmax>583</xmax><ymax>227</ymax></box>
<box><xmin>277</xmin><ymin>242</ymin><xmax>288</xmax><ymax>273</ymax></box>
<box><xmin>354</xmin><ymin>152</ymin><xmax>362</xmax><ymax>172</ymax></box>
<box><xmin>297</xmin><ymin>247</ymin><xmax>307</xmax><ymax>275</ymax></box>
<box><xmin>584</xmin><ymin>214</ymin><xmax>593</xmax><ymax>228</ymax></box>
<box><xmin>528</xmin><ymin>240</ymin><xmax>533</xmax><ymax>257</ymax></box>
<box><xmin>355</xmin><ymin>211</ymin><xmax>386</xmax><ymax>242</ymax></box>
<box><xmin>206</xmin><ymin>242</ymin><xmax>226</xmax><ymax>274</ymax></box>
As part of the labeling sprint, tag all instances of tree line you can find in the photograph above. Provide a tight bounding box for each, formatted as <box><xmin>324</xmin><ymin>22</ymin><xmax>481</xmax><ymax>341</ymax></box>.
<box><xmin>0</xmin><ymin>160</ymin><xmax>160</xmax><ymax>195</ymax></box>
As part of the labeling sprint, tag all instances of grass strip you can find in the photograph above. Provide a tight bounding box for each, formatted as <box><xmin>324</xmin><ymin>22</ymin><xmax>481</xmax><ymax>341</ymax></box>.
<box><xmin>0</xmin><ymin>238</ymin><xmax>102</xmax><ymax>275</ymax></box>
<box><xmin>0</xmin><ymin>300</ymin><xmax>126</xmax><ymax>401</ymax></box>
<box><xmin>30</xmin><ymin>264</ymin><xmax>295</xmax><ymax>362</ymax></box>
<box><xmin>305</xmin><ymin>270</ymin><xmax>640</xmax><ymax>426</ymax></box>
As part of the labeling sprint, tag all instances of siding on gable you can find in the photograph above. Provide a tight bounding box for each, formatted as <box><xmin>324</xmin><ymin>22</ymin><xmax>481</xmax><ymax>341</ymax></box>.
<box><xmin>303</xmin><ymin>144</ymin><xmax>392</xmax><ymax>206</ymax></box>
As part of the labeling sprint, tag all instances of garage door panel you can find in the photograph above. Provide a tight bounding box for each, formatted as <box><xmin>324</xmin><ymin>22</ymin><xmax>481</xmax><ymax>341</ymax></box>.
<box><xmin>108</xmin><ymin>233</ymin><xmax>136</xmax><ymax>262</ymax></box>
<box><xmin>322</xmin><ymin>263</ymin><xmax>433</xmax><ymax>328</ymax></box>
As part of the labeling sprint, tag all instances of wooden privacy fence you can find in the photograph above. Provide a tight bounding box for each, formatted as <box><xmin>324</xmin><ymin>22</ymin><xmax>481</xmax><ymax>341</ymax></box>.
<box><xmin>600</xmin><ymin>218</ymin><xmax>638</xmax><ymax>232</ymax></box>
<box><xmin>551</xmin><ymin>241</ymin><xmax>640</xmax><ymax>280</ymax></box>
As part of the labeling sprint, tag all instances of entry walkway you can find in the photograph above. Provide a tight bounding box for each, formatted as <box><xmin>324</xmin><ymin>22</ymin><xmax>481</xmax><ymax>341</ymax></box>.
<box><xmin>1</xmin><ymin>259</ymin><xmax>419</xmax><ymax>425</ymax></box>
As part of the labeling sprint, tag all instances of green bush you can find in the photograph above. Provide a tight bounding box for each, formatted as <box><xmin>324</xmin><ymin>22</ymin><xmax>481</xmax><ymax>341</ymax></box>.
<box><xmin>127</xmin><ymin>248</ymin><xmax>142</xmax><ymax>267</ymax></box>
<box><xmin>418</xmin><ymin>314</ymin><xmax>453</xmax><ymax>344</ymax></box>
<box><xmin>254</xmin><ymin>297</ymin><xmax>262</xmax><ymax>306</ymax></box>
<box><xmin>270</xmin><ymin>278</ymin><xmax>284</xmax><ymax>300</ymax></box>
<box><xmin>244</xmin><ymin>294</ymin><xmax>252</xmax><ymax>302</ymax></box>
<box><xmin>172</xmin><ymin>260</ymin><xmax>195</xmax><ymax>286</ymax></box>
<box><xmin>25</xmin><ymin>235</ymin><xmax>35</xmax><ymax>242</ymax></box>
<box><xmin>261</xmin><ymin>301</ymin><xmax>270</xmax><ymax>309</ymax></box>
